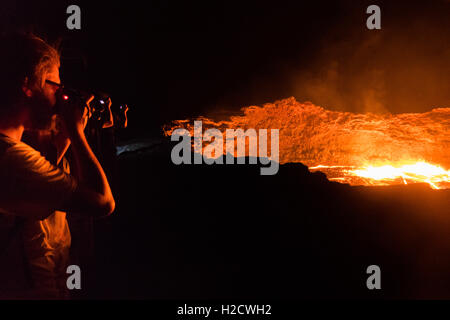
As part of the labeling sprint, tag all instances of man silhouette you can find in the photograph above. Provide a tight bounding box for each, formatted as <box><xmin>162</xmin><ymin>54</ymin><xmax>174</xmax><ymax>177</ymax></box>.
<box><xmin>0</xmin><ymin>32</ymin><xmax>115</xmax><ymax>299</ymax></box>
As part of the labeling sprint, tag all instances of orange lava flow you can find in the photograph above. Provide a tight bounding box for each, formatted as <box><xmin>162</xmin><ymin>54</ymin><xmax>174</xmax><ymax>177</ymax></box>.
<box><xmin>309</xmin><ymin>162</ymin><xmax>450</xmax><ymax>189</ymax></box>
<box><xmin>163</xmin><ymin>97</ymin><xmax>450</xmax><ymax>189</ymax></box>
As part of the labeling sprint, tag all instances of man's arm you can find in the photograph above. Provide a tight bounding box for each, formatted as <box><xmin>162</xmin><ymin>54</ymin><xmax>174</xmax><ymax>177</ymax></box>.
<box><xmin>59</xmin><ymin>96</ymin><xmax>115</xmax><ymax>217</ymax></box>
<box><xmin>52</xmin><ymin>108</ymin><xmax>90</xmax><ymax>165</ymax></box>
<box><xmin>53</xmin><ymin>133</ymin><xmax>70</xmax><ymax>166</ymax></box>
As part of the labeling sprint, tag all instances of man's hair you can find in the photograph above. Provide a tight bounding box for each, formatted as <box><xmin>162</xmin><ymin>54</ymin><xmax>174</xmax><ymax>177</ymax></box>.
<box><xmin>0</xmin><ymin>32</ymin><xmax>60</xmax><ymax>116</ymax></box>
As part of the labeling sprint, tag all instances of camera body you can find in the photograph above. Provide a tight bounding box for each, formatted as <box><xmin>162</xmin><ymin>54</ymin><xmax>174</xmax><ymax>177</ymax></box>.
<box><xmin>57</xmin><ymin>86</ymin><xmax>128</xmax><ymax>129</ymax></box>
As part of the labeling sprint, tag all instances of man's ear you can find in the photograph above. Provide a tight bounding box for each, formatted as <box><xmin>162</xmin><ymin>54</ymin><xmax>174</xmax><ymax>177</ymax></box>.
<box><xmin>22</xmin><ymin>77</ymin><xmax>33</xmax><ymax>98</ymax></box>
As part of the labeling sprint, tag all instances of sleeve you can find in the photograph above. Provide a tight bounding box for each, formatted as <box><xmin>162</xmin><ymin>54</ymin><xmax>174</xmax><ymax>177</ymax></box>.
<box><xmin>0</xmin><ymin>141</ymin><xmax>77</xmax><ymax>219</ymax></box>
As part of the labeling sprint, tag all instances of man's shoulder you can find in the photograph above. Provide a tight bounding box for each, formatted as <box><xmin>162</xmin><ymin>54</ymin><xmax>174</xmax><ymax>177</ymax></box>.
<box><xmin>0</xmin><ymin>135</ymin><xmax>46</xmax><ymax>177</ymax></box>
<box><xmin>0</xmin><ymin>135</ymin><xmax>40</xmax><ymax>156</ymax></box>
<box><xmin>0</xmin><ymin>135</ymin><xmax>19</xmax><ymax>164</ymax></box>
<box><xmin>0</xmin><ymin>134</ymin><xmax>16</xmax><ymax>151</ymax></box>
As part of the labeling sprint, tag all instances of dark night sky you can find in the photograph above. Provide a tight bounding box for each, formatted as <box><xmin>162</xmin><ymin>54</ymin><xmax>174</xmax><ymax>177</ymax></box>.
<box><xmin>1</xmin><ymin>0</ymin><xmax>449</xmax><ymax>140</ymax></box>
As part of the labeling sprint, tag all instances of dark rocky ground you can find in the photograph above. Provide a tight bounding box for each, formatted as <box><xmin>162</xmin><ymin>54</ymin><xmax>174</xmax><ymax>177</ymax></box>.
<box><xmin>75</xmin><ymin>139</ymin><xmax>450</xmax><ymax>299</ymax></box>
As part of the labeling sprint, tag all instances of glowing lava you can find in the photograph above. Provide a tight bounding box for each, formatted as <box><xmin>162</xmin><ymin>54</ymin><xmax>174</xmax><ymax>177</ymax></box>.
<box><xmin>310</xmin><ymin>162</ymin><xmax>450</xmax><ymax>189</ymax></box>
<box><xmin>164</xmin><ymin>97</ymin><xmax>450</xmax><ymax>189</ymax></box>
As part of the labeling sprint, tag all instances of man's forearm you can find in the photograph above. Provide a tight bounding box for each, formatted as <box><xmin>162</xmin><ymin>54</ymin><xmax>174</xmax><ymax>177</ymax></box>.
<box><xmin>68</xmin><ymin>128</ymin><xmax>113</xmax><ymax>200</ymax></box>
<box><xmin>54</xmin><ymin>135</ymin><xmax>71</xmax><ymax>165</ymax></box>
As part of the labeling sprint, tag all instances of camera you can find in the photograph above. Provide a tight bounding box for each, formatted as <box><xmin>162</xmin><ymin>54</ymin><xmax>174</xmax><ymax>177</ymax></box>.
<box><xmin>53</xmin><ymin>82</ymin><xmax>128</xmax><ymax>129</ymax></box>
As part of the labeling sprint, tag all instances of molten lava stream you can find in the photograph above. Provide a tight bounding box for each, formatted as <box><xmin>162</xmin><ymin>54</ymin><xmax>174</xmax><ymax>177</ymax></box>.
<box><xmin>309</xmin><ymin>162</ymin><xmax>450</xmax><ymax>189</ymax></box>
<box><xmin>164</xmin><ymin>97</ymin><xmax>450</xmax><ymax>189</ymax></box>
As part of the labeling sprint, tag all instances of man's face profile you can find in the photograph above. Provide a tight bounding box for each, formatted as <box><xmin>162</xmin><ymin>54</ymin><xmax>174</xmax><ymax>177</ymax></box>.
<box><xmin>27</xmin><ymin>64</ymin><xmax>61</xmax><ymax>130</ymax></box>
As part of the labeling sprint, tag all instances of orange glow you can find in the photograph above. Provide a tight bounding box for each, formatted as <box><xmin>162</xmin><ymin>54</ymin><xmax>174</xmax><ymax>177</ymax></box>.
<box><xmin>164</xmin><ymin>97</ymin><xmax>450</xmax><ymax>189</ymax></box>
<box><xmin>310</xmin><ymin>161</ymin><xmax>450</xmax><ymax>189</ymax></box>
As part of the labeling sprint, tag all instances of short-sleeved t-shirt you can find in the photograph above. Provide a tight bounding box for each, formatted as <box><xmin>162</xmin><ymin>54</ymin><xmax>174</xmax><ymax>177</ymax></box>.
<box><xmin>0</xmin><ymin>133</ymin><xmax>77</xmax><ymax>299</ymax></box>
<box><xmin>0</xmin><ymin>134</ymin><xmax>77</xmax><ymax>217</ymax></box>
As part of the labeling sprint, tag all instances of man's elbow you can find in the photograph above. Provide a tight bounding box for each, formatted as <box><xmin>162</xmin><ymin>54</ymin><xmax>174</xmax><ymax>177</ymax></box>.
<box><xmin>96</xmin><ymin>196</ymin><xmax>115</xmax><ymax>218</ymax></box>
<box><xmin>66</xmin><ymin>188</ymin><xmax>116</xmax><ymax>218</ymax></box>
<box><xmin>104</xmin><ymin>197</ymin><xmax>116</xmax><ymax>216</ymax></box>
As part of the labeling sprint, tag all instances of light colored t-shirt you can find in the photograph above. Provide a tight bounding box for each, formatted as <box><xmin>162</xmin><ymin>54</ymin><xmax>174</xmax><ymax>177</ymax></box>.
<box><xmin>0</xmin><ymin>134</ymin><xmax>77</xmax><ymax>299</ymax></box>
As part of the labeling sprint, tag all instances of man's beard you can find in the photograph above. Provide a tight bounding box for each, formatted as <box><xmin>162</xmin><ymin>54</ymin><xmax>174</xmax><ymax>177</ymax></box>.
<box><xmin>28</xmin><ymin>91</ymin><xmax>55</xmax><ymax>131</ymax></box>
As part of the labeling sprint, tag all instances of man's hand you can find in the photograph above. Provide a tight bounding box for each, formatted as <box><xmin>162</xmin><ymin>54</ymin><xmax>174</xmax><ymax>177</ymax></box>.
<box><xmin>59</xmin><ymin>94</ymin><xmax>94</xmax><ymax>135</ymax></box>
<box><xmin>102</xmin><ymin>98</ymin><xmax>114</xmax><ymax>129</ymax></box>
<box><xmin>82</xmin><ymin>97</ymin><xmax>93</xmax><ymax>129</ymax></box>
<box><xmin>53</xmin><ymin>95</ymin><xmax>93</xmax><ymax>164</ymax></box>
